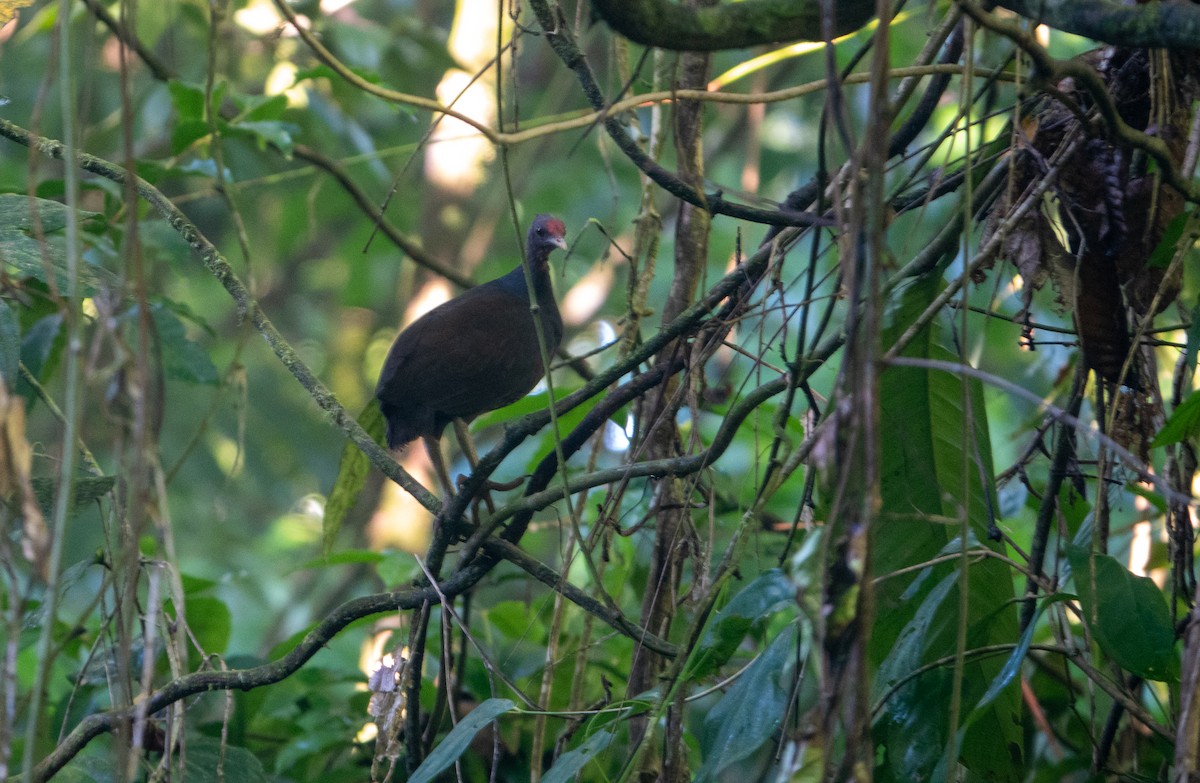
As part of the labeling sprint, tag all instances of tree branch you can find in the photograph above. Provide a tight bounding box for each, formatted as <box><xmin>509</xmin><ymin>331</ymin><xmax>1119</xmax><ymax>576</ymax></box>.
<box><xmin>0</xmin><ymin>118</ymin><xmax>442</xmax><ymax>514</ymax></box>
<box><xmin>996</xmin><ymin>0</ymin><xmax>1200</xmax><ymax>50</ymax></box>
<box><xmin>528</xmin><ymin>0</ymin><xmax>831</xmax><ymax>228</ymax></box>
<box><xmin>590</xmin><ymin>0</ymin><xmax>878</xmax><ymax>50</ymax></box>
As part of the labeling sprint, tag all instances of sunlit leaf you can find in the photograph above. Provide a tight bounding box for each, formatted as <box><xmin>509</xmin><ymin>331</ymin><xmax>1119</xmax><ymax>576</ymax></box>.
<box><xmin>323</xmin><ymin>402</ymin><xmax>383</xmax><ymax>556</ymax></box>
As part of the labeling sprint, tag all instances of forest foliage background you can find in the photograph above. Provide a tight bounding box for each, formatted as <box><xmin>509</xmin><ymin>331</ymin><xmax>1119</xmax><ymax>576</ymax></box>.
<box><xmin>2</xmin><ymin>0</ymin><xmax>1200</xmax><ymax>780</ymax></box>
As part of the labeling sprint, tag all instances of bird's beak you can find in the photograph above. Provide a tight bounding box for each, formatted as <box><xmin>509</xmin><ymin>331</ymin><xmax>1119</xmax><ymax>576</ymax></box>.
<box><xmin>552</xmin><ymin>236</ymin><xmax>568</xmax><ymax>252</ymax></box>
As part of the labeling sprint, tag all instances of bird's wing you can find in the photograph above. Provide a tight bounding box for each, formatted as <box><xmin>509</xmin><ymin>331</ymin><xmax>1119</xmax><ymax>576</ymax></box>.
<box><xmin>376</xmin><ymin>285</ymin><xmax>545</xmax><ymax>415</ymax></box>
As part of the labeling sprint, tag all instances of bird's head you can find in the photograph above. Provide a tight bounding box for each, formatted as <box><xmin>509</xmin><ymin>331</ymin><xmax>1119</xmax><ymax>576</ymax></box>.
<box><xmin>528</xmin><ymin>214</ymin><xmax>568</xmax><ymax>257</ymax></box>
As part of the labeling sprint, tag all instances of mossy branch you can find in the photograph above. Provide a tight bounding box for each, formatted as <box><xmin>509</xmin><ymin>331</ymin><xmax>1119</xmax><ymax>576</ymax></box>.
<box><xmin>590</xmin><ymin>0</ymin><xmax>877</xmax><ymax>50</ymax></box>
<box><xmin>0</xmin><ymin>117</ymin><xmax>442</xmax><ymax>514</ymax></box>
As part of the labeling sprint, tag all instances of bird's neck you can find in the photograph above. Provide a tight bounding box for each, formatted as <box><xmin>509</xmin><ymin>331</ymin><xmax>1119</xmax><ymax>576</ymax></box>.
<box><xmin>503</xmin><ymin>252</ymin><xmax>555</xmax><ymax>302</ymax></box>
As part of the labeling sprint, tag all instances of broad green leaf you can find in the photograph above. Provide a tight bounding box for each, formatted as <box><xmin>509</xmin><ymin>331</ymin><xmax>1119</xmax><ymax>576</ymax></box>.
<box><xmin>0</xmin><ymin>193</ymin><xmax>99</xmax><ymax>233</ymax></box>
<box><xmin>1066</xmin><ymin>544</ymin><xmax>1176</xmax><ymax>681</ymax></box>
<box><xmin>376</xmin><ymin>551</ymin><xmax>419</xmax><ymax>587</ymax></box>
<box><xmin>408</xmin><ymin>698</ymin><xmax>515</xmax><ymax>783</ymax></box>
<box><xmin>1152</xmin><ymin>389</ymin><xmax>1200</xmax><ymax>447</ymax></box>
<box><xmin>182</xmin><ymin>737</ymin><xmax>267</xmax><ymax>783</ymax></box>
<box><xmin>695</xmin><ymin>624</ymin><xmax>797</xmax><ymax>783</ymax></box>
<box><xmin>177</xmin><ymin>595</ymin><xmax>232</xmax><ymax>656</ymax></box>
<box><xmin>970</xmin><ymin>593</ymin><xmax>1076</xmax><ymax>719</ymax></box>
<box><xmin>1186</xmin><ymin>296</ymin><xmax>1200</xmax><ymax>380</ymax></box>
<box><xmin>486</xmin><ymin>600</ymin><xmax>546</xmax><ymax>641</ymax></box>
<box><xmin>687</xmin><ymin>568</ymin><xmax>796</xmax><ymax>680</ymax></box>
<box><xmin>222</xmin><ymin>120</ymin><xmax>297</xmax><ymax>156</ymax></box>
<box><xmin>168</xmin><ymin>81</ymin><xmax>206</xmax><ymax>122</ymax></box>
<box><xmin>298</xmin><ymin>548</ymin><xmax>385</xmax><ymax>571</ymax></box>
<box><xmin>293</xmin><ymin>64</ymin><xmax>340</xmax><ymax>84</ymax></box>
<box><xmin>180</xmin><ymin>572</ymin><xmax>217</xmax><ymax>595</ymax></box>
<box><xmin>0</xmin><ymin>232</ymin><xmax>106</xmax><ymax>291</ymax></box>
<box><xmin>0</xmin><ymin>297</ymin><xmax>19</xmax><ymax>389</ymax></box>
<box><xmin>149</xmin><ymin>304</ymin><xmax>218</xmax><ymax>385</ymax></box>
<box><xmin>973</xmin><ymin>606</ymin><xmax>1039</xmax><ymax>711</ymax></box>
<box><xmin>17</xmin><ymin>312</ymin><xmax>63</xmax><ymax>404</ymax></box>
<box><xmin>323</xmin><ymin>402</ymin><xmax>384</xmax><ymax>555</ymax></box>
<box><xmin>1147</xmin><ymin>211</ymin><xmax>1188</xmax><ymax>269</ymax></box>
<box><xmin>30</xmin><ymin>476</ymin><xmax>115</xmax><ymax>515</ymax></box>
<box><xmin>873</xmin><ymin>271</ymin><xmax>1022</xmax><ymax>782</ymax></box>
<box><xmin>171</xmin><ymin>119</ymin><xmax>212</xmax><ymax>155</ymax></box>
<box><xmin>542</xmin><ymin>729</ymin><xmax>616</xmax><ymax>783</ymax></box>
<box><xmin>237</xmin><ymin>93</ymin><xmax>289</xmax><ymax>122</ymax></box>
<box><xmin>875</xmin><ymin>570</ymin><xmax>958</xmax><ymax>708</ymax></box>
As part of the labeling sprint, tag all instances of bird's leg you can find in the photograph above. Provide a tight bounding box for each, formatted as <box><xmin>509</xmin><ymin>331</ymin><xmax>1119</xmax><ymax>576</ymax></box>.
<box><xmin>452</xmin><ymin>418</ymin><xmax>479</xmax><ymax>468</ymax></box>
<box><xmin>422</xmin><ymin>435</ymin><xmax>456</xmax><ymax>500</ymax></box>
<box><xmin>452</xmin><ymin>419</ymin><xmax>495</xmax><ymax>514</ymax></box>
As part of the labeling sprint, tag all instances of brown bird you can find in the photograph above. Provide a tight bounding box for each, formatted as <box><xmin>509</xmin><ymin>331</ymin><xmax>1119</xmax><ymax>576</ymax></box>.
<box><xmin>375</xmin><ymin>215</ymin><xmax>568</xmax><ymax>485</ymax></box>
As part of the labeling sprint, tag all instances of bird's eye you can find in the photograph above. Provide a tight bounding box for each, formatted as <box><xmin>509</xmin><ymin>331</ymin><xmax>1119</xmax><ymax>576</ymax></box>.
<box><xmin>537</xmin><ymin>228</ymin><xmax>545</xmax><ymax>236</ymax></box>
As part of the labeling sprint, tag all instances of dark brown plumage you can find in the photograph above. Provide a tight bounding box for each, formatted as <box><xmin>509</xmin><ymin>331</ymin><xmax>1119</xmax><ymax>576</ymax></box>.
<box><xmin>376</xmin><ymin>214</ymin><xmax>567</xmax><ymax>450</ymax></box>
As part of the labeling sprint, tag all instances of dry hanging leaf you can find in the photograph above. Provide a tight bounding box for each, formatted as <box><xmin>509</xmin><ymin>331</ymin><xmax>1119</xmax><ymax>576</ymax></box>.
<box><xmin>0</xmin><ymin>384</ymin><xmax>48</xmax><ymax>578</ymax></box>
<box><xmin>0</xmin><ymin>0</ymin><xmax>34</xmax><ymax>27</ymax></box>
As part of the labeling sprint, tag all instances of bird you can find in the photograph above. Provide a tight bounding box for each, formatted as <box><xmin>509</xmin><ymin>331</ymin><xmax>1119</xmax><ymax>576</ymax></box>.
<box><xmin>375</xmin><ymin>214</ymin><xmax>568</xmax><ymax>489</ymax></box>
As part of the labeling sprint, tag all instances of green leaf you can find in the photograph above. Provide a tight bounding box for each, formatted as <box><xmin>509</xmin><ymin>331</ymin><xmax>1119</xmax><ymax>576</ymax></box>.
<box><xmin>486</xmin><ymin>600</ymin><xmax>545</xmax><ymax>641</ymax></box>
<box><xmin>1186</xmin><ymin>297</ymin><xmax>1200</xmax><ymax>381</ymax></box>
<box><xmin>695</xmin><ymin>624</ymin><xmax>797</xmax><ymax>783</ymax></box>
<box><xmin>292</xmin><ymin>64</ymin><xmax>340</xmax><ymax>83</ymax></box>
<box><xmin>168</xmin><ymin>81</ymin><xmax>206</xmax><ymax>122</ymax></box>
<box><xmin>181</xmin><ymin>572</ymin><xmax>217</xmax><ymax>595</ymax></box>
<box><xmin>30</xmin><ymin>475</ymin><xmax>116</xmax><ymax>515</ymax></box>
<box><xmin>171</xmin><ymin>119</ymin><xmax>212</xmax><ymax>155</ymax></box>
<box><xmin>542</xmin><ymin>730</ymin><xmax>616</xmax><ymax>783</ymax></box>
<box><xmin>17</xmin><ymin>312</ymin><xmax>64</xmax><ymax>403</ymax></box>
<box><xmin>323</xmin><ymin>402</ymin><xmax>383</xmax><ymax>555</ymax></box>
<box><xmin>149</xmin><ymin>304</ymin><xmax>218</xmax><ymax>385</ymax></box>
<box><xmin>179</xmin><ymin>595</ymin><xmax>232</xmax><ymax>655</ymax></box>
<box><xmin>1152</xmin><ymin>389</ymin><xmax>1200</xmax><ymax>447</ymax></box>
<box><xmin>376</xmin><ymin>551</ymin><xmax>419</xmax><ymax>587</ymax></box>
<box><xmin>0</xmin><ymin>298</ymin><xmax>19</xmax><ymax>390</ymax></box>
<box><xmin>237</xmin><ymin>93</ymin><xmax>289</xmax><ymax>122</ymax></box>
<box><xmin>408</xmin><ymin>698</ymin><xmax>515</xmax><ymax>783</ymax></box>
<box><xmin>222</xmin><ymin>119</ymin><xmax>297</xmax><ymax>157</ymax></box>
<box><xmin>297</xmin><ymin>549</ymin><xmax>385</xmax><ymax>571</ymax></box>
<box><xmin>875</xmin><ymin>570</ymin><xmax>958</xmax><ymax>707</ymax></box>
<box><xmin>0</xmin><ymin>232</ymin><xmax>106</xmax><ymax>291</ymax></box>
<box><xmin>0</xmin><ymin>193</ymin><xmax>99</xmax><ymax>233</ymax></box>
<box><xmin>687</xmin><ymin>569</ymin><xmax>796</xmax><ymax>680</ymax></box>
<box><xmin>182</xmin><ymin>737</ymin><xmax>267</xmax><ymax>783</ymax></box>
<box><xmin>1066</xmin><ymin>545</ymin><xmax>1177</xmax><ymax>681</ymax></box>
<box><xmin>1147</xmin><ymin>212</ymin><xmax>1188</xmax><ymax>269</ymax></box>
<box><xmin>872</xmin><ymin>271</ymin><xmax>1022</xmax><ymax>782</ymax></box>
<box><xmin>970</xmin><ymin>593</ymin><xmax>1076</xmax><ymax>719</ymax></box>
<box><xmin>973</xmin><ymin>606</ymin><xmax>1039</xmax><ymax>712</ymax></box>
